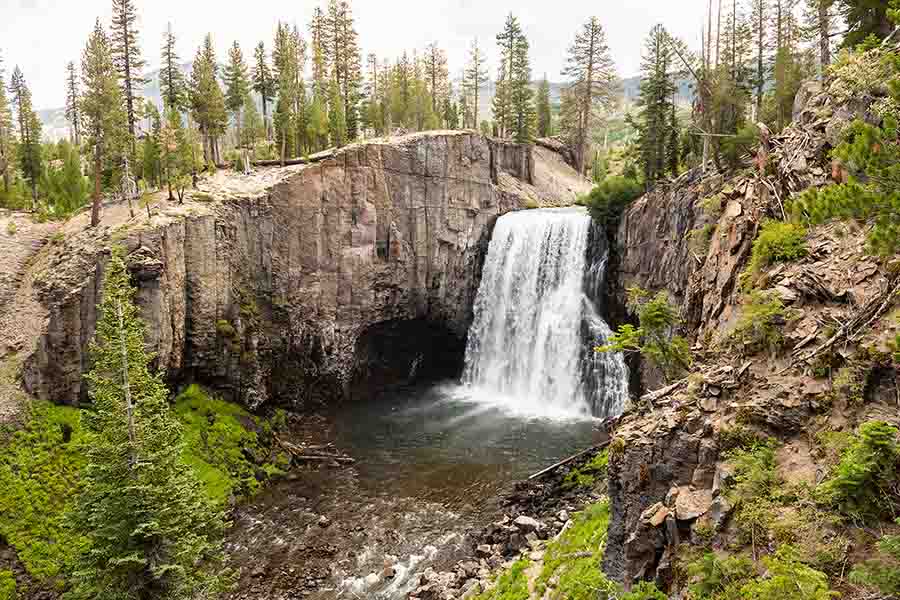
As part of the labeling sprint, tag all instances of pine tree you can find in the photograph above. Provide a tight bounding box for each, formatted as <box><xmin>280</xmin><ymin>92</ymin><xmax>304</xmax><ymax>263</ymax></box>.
<box><xmin>224</xmin><ymin>41</ymin><xmax>250</xmax><ymax>145</ymax></box>
<box><xmin>424</xmin><ymin>43</ymin><xmax>448</xmax><ymax>118</ymax></box>
<box><xmin>323</xmin><ymin>1</ymin><xmax>361</xmax><ymax>141</ymax></box>
<box><xmin>272</xmin><ymin>22</ymin><xmax>298</xmax><ymax>161</ymax></box>
<box><xmin>495</xmin><ymin>13</ymin><xmax>523</xmax><ymax>137</ymax></box>
<box><xmin>140</xmin><ymin>102</ymin><xmax>161</xmax><ymax>188</ymax></box>
<box><xmin>240</xmin><ymin>92</ymin><xmax>263</xmax><ymax>147</ymax></box>
<box><xmin>464</xmin><ymin>39</ymin><xmax>488</xmax><ymax>131</ymax></box>
<box><xmin>161</xmin><ymin>106</ymin><xmax>192</xmax><ymax>202</ymax></box>
<box><xmin>74</xmin><ymin>249</ymin><xmax>230</xmax><ymax>600</ymax></box>
<box><xmin>491</xmin><ymin>64</ymin><xmax>511</xmax><ymax>138</ymax></box>
<box><xmin>328</xmin><ymin>77</ymin><xmax>347</xmax><ymax>147</ymax></box>
<box><xmin>65</xmin><ymin>61</ymin><xmax>82</xmax><ymax>146</ymax></box>
<box><xmin>160</xmin><ymin>23</ymin><xmax>185</xmax><ymax>111</ymax></box>
<box><xmin>750</xmin><ymin>0</ymin><xmax>769</xmax><ymax>118</ymax></box>
<box><xmin>251</xmin><ymin>42</ymin><xmax>275</xmax><ymax>140</ymax></box>
<box><xmin>40</xmin><ymin>141</ymin><xmax>90</xmax><ymax>215</ymax></box>
<box><xmin>309</xmin><ymin>7</ymin><xmax>328</xmax><ymax>99</ymax></box>
<box><xmin>667</xmin><ymin>102</ymin><xmax>680</xmax><ymax>177</ymax></box>
<box><xmin>510</xmin><ymin>33</ymin><xmax>535</xmax><ymax>143</ymax></box>
<box><xmin>340</xmin><ymin>1</ymin><xmax>362</xmax><ymax>140</ymax></box>
<box><xmin>0</xmin><ymin>53</ymin><xmax>12</xmax><ymax>195</ymax></box>
<box><xmin>838</xmin><ymin>0</ymin><xmax>895</xmax><ymax>47</ymax></box>
<box><xmin>110</xmin><ymin>0</ymin><xmax>147</xmax><ymax>161</ymax></box>
<box><xmin>635</xmin><ymin>24</ymin><xmax>677</xmax><ymax>186</ymax></box>
<box><xmin>9</xmin><ymin>67</ymin><xmax>43</xmax><ymax>207</ymax></box>
<box><xmin>804</xmin><ymin>0</ymin><xmax>837</xmax><ymax>76</ymax></box>
<box><xmin>189</xmin><ymin>34</ymin><xmax>228</xmax><ymax>165</ymax></box>
<box><xmin>536</xmin><ymin>76</ymin><xmax>552</xmax><ymax>138</ymax></box>
<box><xmin>292</xmin><ymin>25</ymin><xmax>309</xmax><ymax>156</ymax></box>
<box><xmin>81</xmin><ymin>18</ymin><xmax>128</xmax><ymax>226</ymax></box>
<box><xmin>561</xmin><ymin>17</ymin><xmax>617</xmax><ymax>174</ymax></box>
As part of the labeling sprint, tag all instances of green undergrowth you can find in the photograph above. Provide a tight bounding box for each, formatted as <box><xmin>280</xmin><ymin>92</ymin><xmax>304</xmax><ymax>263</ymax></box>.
<box><xmin>727</xmin><ymin>291</ymin><xmax>792</xmax><ymax>355</ymax></box>
<box><xmin>741</xmin><ymin>220</ymin><xmax>807</xmax><ymax>289</ymax></box>
<box><xmin>174</xmin><ymin>384</ymin><xmax>290</xmax><ymax>505</ymax></box>
<box><xmin>472</xmin><ymin>558</ymin><xmax>530</xmax><ymax>600</ymax></box>
<box><xmin>0</xmin><ymin>385</ymin><xmax>286</xmax><ymax>588</ymax></box>
<box><xmin>532</xmin><ymin>499</ymin><xmax>666</xmax><ymax>599</ymax></box>
<box><xmin>562</xmin><ymin>450</ymin><xmax>609</xmax><ymax>490</ymax></box>
<box><xmin>536</xmin><ymin>500</ymin><xmax>611</xmax><ymax>597</ymax></box>
<box><xmin>0</xmin><ymin>401</ymin><xmax>87</xmax><ymax>587</ymax></box>
<box><xmin>685</xmin><ymin>545</ymin><xmax>837</xmax><ymax>600</ymax></box>
<box><xmin>0</xmin><ymin>571</ymin><xmax>14</xmax><ymax>600</ymax></box>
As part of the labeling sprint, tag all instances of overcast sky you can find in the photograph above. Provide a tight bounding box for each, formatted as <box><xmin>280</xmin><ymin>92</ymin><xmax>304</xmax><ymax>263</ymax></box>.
<box><xmin>3</xmin><ymin>0</ymin><xmax>711</xmax><ymax>110</ymax></box>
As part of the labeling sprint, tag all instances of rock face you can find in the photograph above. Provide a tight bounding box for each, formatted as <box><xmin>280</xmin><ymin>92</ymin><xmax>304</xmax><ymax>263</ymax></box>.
<box><xmin>602</xmin><ymin>81</ymin><xmax>900</xmax><ymax>587</ymax></box>
<box><xmin>21</xmin><ymin>132</ymin><xmax>588</xmax><ymax>408</ymax></box>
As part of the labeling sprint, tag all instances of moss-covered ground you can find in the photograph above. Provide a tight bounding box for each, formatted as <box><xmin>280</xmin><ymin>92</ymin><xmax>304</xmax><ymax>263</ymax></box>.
<box><xmin>0</xmin><ymin>383</ymin><xmax>287</xmax><ymax>592</ymax></box>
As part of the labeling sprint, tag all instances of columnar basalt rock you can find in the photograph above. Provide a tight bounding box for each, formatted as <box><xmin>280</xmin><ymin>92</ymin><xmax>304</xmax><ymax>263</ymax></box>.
<box><xmin>19</xmin><ymin>132</ymin><xmax>590</xmax><ymax>409</ymax></box>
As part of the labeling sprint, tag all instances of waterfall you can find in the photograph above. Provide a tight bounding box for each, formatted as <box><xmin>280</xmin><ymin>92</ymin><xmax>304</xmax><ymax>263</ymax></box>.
<box><xmin>461</xmin><ymin>208</ymin><xmax>628</xmax><ymax>419</ymax></box>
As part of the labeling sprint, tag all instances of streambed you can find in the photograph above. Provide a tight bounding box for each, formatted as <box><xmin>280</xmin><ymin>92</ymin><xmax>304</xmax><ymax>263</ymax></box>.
<box><xmin>225</xmin><ymin>383</ymin><xmax>596</xmax><ymax>600</ymax></box>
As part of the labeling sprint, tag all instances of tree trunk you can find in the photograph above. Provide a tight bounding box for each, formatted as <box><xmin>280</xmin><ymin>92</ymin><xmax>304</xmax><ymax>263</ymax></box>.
<box><xmin>116</xmin><ymin>298</ymin><xmax>137</xmax><ymax>468</ymax></box>
<box><xmin>91</xmin><ymin>145</ymin><xmax>102</xmax><ymax>227</ymax></box>
<box><xmin>818</xmin><ymin>0</ymin><xmax>831</xmax><ymax>78</ymax></box>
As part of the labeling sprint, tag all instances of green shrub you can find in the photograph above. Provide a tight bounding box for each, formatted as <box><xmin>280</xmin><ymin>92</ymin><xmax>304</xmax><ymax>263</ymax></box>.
<box><xmin>832</xmin><ymin>363</ymin><xmax>869</xmax><ymax>405</ymax></box>
<box><xmin>0</xmin><ymin>570</ymin><xmax>15</xmax><ymax>600</ymax></box>
<box><xmin>725</xmin><ymin>443</ymin><xmax>781</xmax><ymax>545</ymax></box>
<box><xmin>739</xmin><ymin>545</ymin><xmax>837</xmax><ymax>600</ymax></box>
<box><xmin>745</xmin><ymin>220</ymin><xmax>807</xmax><ymax>281</ymax></box>
<box><xmin>849</xmin><ymin>518</ymin><xmax>900</xmax><ymax>596</ymax></box>
<box><xmin>728</xmin><ymin>291</ymin><xmax>790</xmax><ymax>355</ymax></box>
<box><xmin>687</xmin><ymin>552</ymin><xmax>756</xmax><ymax>599</ymax></box>
<box><xmin>537</xmin><ymin>500</ymin><xmax>615</xmax><ymax>599</ymax></box>
<box><xmin>472</xmin><ymin>558</ymin><xmax>530</xmax><ymax>600</ymax></box>
<box><xmin>0</xmin><ymin>401</ymin><xmax>87</xmax><ymax>584</ymax></box>
<box><xmin>562</xmin><ymin>449</ymin><xmax>609</xmax><ymax>490</ymax></box>
<box><xmin>689</xmin><ymin>224</ymin><xmax>716</xmax><ymax>255</ymax></box>
<box><xmin>5</xmin><ymin>221</ymin><xmax>16</xmax><ymax>236</ymax></box>
<box><xmin>584</xmin><ymin>176</ymin><xmax>643</xmax><ymax>229</ymax></box>
<box><xmin>817</xmin><ymin>420</ymin><xmax>900</xmax><ymax>521</ymax></box>
<box><xmin>597</xmin><ymin>288</ymin><xmax>692</xmax><ymax>382</ymax></box>
<box><xmin>721</xmin><ymin>123</ymin><xmax>760</xmax><ymax>169</ymax></box>
<box><xmin>620</xmin><ymin>581</ymin><xmax>667</xmax><ymax>600</ymax></box>
<box><xmin>702</xmin><ymin>194</ymin><xmax>725</xmax><ymax>219</ymax></box>
<box><xmin>718</xmin><ymin>423</ymin><xmax>766</xmax><ymax>453</ymax></box>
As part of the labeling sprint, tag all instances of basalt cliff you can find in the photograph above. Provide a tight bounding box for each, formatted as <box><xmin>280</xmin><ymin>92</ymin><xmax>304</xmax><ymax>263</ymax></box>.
<box><xmin>1</xmin><ymin>131</ymin><xmax>589</xmax><ymax>413</ymax></box>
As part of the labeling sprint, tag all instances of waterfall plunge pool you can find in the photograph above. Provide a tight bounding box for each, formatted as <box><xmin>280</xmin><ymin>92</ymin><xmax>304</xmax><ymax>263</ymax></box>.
<box><xmin>331</xmin><ymin>381</ymin><xmax>597</xmax><ymax>508</ymax></box>
<box><xmin>227</xmin><ymin>207</ymin><xmax>627</xmax><ymax>599</ymax></box>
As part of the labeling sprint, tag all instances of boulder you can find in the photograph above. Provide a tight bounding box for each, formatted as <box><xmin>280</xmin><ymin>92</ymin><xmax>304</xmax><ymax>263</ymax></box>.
<box><xmin>674</xmin><ymin>487</ymin><xmax>715</xmax><ymax>521</ymax></box>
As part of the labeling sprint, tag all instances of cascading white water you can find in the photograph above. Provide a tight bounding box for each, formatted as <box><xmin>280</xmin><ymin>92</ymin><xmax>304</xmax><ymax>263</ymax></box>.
<box><xmin>461</xmin><ymin>207</ymin><xmax>628</xmax><ymax>419</ymax></box>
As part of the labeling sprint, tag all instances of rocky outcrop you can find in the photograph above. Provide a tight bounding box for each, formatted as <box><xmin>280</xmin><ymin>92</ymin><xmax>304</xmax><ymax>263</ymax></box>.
<box><xmin>19</xmin><ymin>131</ymin><xmax>589</xmax><ymax>409</ymax></box>
<box><xmin>602</xmin><ymin>79</ymin><xmax>900</xmax><ymax>588</ymax></box>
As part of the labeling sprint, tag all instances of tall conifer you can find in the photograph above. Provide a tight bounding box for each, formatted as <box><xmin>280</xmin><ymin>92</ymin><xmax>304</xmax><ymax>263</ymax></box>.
<box><xmin>65</xmin><ymin>61</ymin><xmax>82</xmax><ymax>146</ymax></box>
<box><xmin>110</xmin><ymin>0</ymin><xmax>147</xmax><ymax>160</ymax></box>
<box><xmin>74</xmin><ymin>249</ymin><xmax>230</xmax><ymax>599</ymax></box>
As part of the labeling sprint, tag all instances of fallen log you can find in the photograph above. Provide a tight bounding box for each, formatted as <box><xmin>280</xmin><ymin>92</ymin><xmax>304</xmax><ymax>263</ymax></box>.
<box><xmin>292</xmin><ymin>454</ymin><xmax>355</xmax><ymax>464</ymax></box>
<box><xmin>527</xmin><ymin>440</ymin><xmax>611</xmax><ymax>481</ymax></box>
<box><xmin>275</xmin><ymin>436</ymin><xmax>355</xmax><ymax>464</ymax></box>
